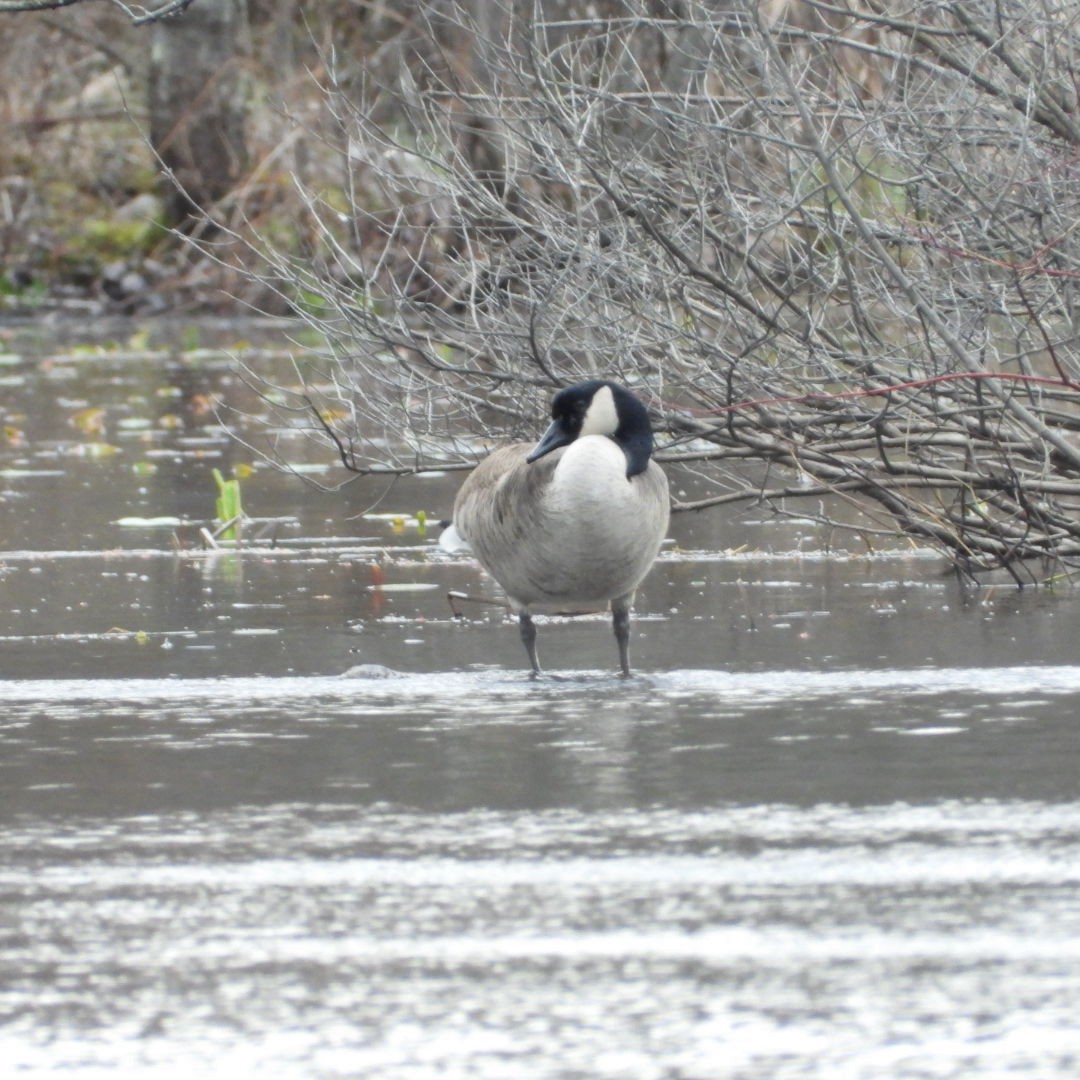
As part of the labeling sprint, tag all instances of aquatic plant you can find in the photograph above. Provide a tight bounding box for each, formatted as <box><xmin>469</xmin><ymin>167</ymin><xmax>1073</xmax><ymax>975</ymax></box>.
<box><xmin>212</xmin><ymin>467</ymin><xmax>243</xmax><ymax>543</ymax></box>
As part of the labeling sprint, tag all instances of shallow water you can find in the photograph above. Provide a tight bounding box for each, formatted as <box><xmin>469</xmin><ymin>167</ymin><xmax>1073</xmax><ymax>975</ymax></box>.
<box><xmin>2</xmin><ymin>323</ymin><xmax>1080</xmax><ymax>1077</ymax></box>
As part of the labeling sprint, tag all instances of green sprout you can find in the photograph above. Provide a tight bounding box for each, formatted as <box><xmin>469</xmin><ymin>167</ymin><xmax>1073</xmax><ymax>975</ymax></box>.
<box><xmin>212</xmin><ymin>467</ymin><xmax>244</xmax><ymax>542</ymax></box>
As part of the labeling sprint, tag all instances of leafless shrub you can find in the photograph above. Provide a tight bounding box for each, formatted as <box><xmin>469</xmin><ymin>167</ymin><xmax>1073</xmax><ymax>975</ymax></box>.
<box><xmin>235</xmin><ymin>0</ymin><xmax>1080</xmax><ymax>582</ymax></box>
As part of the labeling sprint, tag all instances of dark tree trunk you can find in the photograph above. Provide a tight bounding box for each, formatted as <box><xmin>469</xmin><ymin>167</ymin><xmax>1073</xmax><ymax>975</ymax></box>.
<box><xmin>149</xmin><ymin>0</ymin><xmax>248</xmax><ymax>230</ymax></box>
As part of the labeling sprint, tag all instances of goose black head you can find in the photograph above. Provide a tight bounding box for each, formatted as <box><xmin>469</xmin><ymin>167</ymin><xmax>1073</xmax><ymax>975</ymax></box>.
<box><xmin>525</xmin><ymin>380</ymin><xmax>655</xmax><ymax>477</ymax></box>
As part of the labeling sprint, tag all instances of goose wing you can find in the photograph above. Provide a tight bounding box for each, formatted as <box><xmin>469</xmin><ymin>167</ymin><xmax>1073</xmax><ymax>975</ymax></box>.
<box><xmin>451</xmin><ymin>443</ymin><xmax>559</xmax><ymax>552</ymax></box>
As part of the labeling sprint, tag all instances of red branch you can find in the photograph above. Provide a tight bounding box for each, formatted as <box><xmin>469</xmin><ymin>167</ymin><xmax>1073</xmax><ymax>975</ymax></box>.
<box><xmin>908</xmin><ymin>226</ymin><xmax>1080</xmax><ymax>280</ymax></box>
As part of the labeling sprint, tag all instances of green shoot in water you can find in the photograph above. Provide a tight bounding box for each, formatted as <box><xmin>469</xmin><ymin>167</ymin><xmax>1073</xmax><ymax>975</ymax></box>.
<box><xmin>212</xmin><ymin>467</ymin><xmax>243</xmax><ymax>542</ymax></box>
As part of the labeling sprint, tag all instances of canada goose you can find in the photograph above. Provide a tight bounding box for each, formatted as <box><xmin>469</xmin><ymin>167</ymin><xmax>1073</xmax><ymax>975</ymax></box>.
<box><xmin>444</xmin><ymin>379</ymin><xmax>669</xmax><ymax>677</ymax></box>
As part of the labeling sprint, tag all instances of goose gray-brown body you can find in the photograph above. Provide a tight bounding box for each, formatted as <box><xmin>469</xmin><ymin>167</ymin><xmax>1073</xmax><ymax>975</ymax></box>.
<box><xmin>447</xmin><ymin>380</ymin><xmax>669</xmax><ymax>676</ymax></box>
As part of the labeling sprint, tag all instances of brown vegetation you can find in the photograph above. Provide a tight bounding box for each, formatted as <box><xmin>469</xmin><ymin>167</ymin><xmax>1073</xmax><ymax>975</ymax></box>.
<box><xmin>0</xmin><ymin>1</ymin><xmax>421</xmax><ymax>311</ymax></box>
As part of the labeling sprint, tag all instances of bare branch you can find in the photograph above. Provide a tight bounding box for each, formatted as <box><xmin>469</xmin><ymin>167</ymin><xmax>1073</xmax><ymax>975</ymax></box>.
<box><xmin>0</xmin><ymin>0</ymin><xmax>194</xmax><ymax>20</ymax></box>
<box><xmin>222</xmin><ymin>0</ymin><xmax>1080</xmax><ymax>579</ymax></box>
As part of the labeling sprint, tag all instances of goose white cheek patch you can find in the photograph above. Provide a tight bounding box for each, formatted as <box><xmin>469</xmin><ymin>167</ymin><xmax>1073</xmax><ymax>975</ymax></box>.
<box><xmin>579</xmin><ymin>384</ymin><xmax>619</xmax><ymax>437</ymax></box>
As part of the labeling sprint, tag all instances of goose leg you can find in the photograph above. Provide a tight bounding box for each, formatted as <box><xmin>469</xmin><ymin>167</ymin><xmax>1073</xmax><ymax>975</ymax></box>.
<box><xmin>612</xmin><ymin>597</ymin><xmax>632</xmax><ymax>677</ymax></box>
<box><xmin>518</xmin><ymin>611</ymin><xmax>541</xmax><ymax>677</ymax></box>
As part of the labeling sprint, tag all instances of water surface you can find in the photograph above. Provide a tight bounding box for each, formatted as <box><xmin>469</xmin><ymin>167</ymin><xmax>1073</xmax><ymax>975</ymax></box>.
<box><xmin>2</xmin><ymin>323</ymin><xmax>1079</xmax><ymax>1077</ymax></box>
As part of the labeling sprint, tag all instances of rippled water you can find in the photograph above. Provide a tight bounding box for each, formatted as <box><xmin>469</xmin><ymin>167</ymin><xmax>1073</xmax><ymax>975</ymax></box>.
<box><xmin>3</xmin><ymin>324</ymin><xmax>1080</xmax><ymax>1077</ymax></box>
<box><xmin>5</xmin><ymin>796</ymin><xmax>1080</xmax><ymax>1079</ymax></box>
<box><xmin>5</xmin><ymin>668</ymin><xmax>1080</xmax><ymax>1078</ymax></box>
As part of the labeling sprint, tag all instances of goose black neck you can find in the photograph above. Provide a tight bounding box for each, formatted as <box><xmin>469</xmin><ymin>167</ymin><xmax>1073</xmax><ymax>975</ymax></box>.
<box><xmin>609</xmin><ymin>385</ymin><xmax>654</xmax><ymax>478</ymax></box>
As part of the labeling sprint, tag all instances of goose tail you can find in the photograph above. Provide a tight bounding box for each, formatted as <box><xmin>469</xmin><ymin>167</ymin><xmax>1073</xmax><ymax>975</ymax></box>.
<box><xmin>439</xmin><ymin>521</ymin><xmax>473</xmax><ymax>555</ymax></box>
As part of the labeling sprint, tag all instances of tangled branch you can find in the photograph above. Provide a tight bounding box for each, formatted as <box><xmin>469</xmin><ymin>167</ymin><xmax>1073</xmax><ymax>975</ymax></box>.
<box><xmin>231</xmin><ymin>0</ymin><xmax>1080</xmax><ymax>581</ymax></box>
